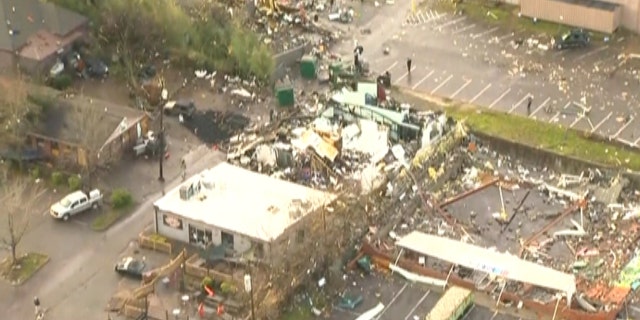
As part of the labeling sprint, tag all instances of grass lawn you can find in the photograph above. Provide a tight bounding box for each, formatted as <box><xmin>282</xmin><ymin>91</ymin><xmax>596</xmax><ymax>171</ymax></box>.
<box><xmin>282</xmin><ymin>306</ymin><xmax>313</xmax><ymax>320</ymax></box>
<box><xmin>91</xmin><ymin>204</ymin><xmax>135</xmax><ymax>231</ymax></box>
<box><xmin>432</xmin><ymin>0</ymin><xmax>612</xmax><ymax>41</ymax></box>
<box><xmin>448</xmin><ymin>104</ymin><xmax>640</xmax><ymax>170</ymax></box>
<box><xmin>0</xmin><ymin>252</ymin><xmax>49</xmax><ymax>285</ymax></box>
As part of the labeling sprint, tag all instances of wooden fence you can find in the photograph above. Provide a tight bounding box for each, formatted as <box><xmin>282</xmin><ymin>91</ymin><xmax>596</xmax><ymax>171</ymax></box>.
<box><xmin>138</xmin><ymin>231</ymin><xmax>172</xmax><ymax>254</ymax></box>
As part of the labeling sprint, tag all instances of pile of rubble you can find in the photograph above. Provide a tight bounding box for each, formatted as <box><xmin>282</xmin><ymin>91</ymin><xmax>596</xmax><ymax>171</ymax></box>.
<box><xmin>364</xmin><ymin>136</ymin><xmax>640</xmax><ymax>313</ymax></box>
<box><xmin>226</xmin><ymin>83</ymin><xmax>454</xmax><ymax>192</ymax></box>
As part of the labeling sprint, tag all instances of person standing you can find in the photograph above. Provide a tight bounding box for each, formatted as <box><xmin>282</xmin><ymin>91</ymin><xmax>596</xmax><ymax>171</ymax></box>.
<box><xmin>34</xmin><ymin>296</ymin><xmax>41</xmax><ymax>315</ymax></box>
<box><xmin>406</xmin><ymin>58</ymin><xmax>412</xmax><ymax>74</ymax></box>
<box><xmin>526</xmin><ymin>96</ymin><xmax>533</xmax><ymax>116</ymax></box>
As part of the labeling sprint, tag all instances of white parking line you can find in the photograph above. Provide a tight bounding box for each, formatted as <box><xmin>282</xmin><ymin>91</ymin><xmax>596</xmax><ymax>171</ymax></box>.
<box><xmin>472</xmin><ymin>27</ymin><xmax>499</xmax><ymax>39</ymax></box>
<box><xmin>488</xmin><ymin>88</ymin><xmax>511</xmax><ymax>109</ymax></box>
<box><xmin>549</xmin><ymin>102</ymin><xmax>572</xmax><ymax>122</ymax></box>
<box><xmin>450</xmin><ymin>79</ymin><xmax>472</xmax><ymax>98</ymax></box>
<box><xmin>437</xmin><ymin>16</ymin><xmax>466</xmax><ymax>30</ymax></box>
<box><xmin>417</xmin><ymin>12</ymin><xmax>425</xmax><ymax>24</ymax></box>
<box><xmin>374</xmin><ymin>283</ymin><xmax>408</xmax><ymax>320</ymax></box>
<box><xmin>498</xmin><ymin>33</ymin><xmax>515</xmax><ymax>41</ymax></box>
<box><xmin>403</xmin><ymin>290</ymin><xmax>431</xmax><ymax>320</ymax></box>
<box><xmin>591</xmin><ymin>111</ymin><xmax>612</xmax><ymax>132</ymax></box>
<box><xmin>634</xmin><ymin>136</ymin><xmax>640</xmax><ymax>146</ymax></box>
<box><xmin>508</xmin><ymin>93</ymin><xmax>531</xmax><ymax>114</ymax></box>
<box><xmin>530</xmin><ymin>97</ymin><xmax>550</xmax><ymax>117</ymax></box>
<box><xmin>570</xmin><ymin>115</ymin><xmax>583</xmax><ymax>128</ymax></box>
<box><xmin>611</xmin><ymin>117</ymin><xmax>635</xmax><ymax>139</ymax></box>
<box><xmin>452</xmin><ymin>24</ymin><xmax>476</xmax><ymax>35</ymax></box>
<box><xmin>394</xmin><ymin>66</ymin><xmax>417</xmax><ymax>85</ymax></box>
<box><xmin>384</xmin><ymin>61</ymin><xmax>398</xmax><ymax>72</ymax></box>
<box><xmin>576</xmin><ymin>46</ymin><xmax>609</xmax><ymax>61</ymax></box>
<box><xmin>470</xmin><ymin>83</ymin><xmax>492</xmax><ymax>103</ymax></box>
<box><xmin>412</xmin><ymin>70</ymin><xmax>435</xmax><ymax>89</ymax></box>
<box><xmin>431</xmin><ymin>74</ymin><xmax>453</xmax><ymax>94</ymax></box>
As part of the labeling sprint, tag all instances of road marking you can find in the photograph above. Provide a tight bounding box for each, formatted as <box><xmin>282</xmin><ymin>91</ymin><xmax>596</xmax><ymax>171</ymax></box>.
<box><xmin>570</xmin><ymin>115</ymin><xmax>583</xmax><ymax>128</ymax></box>
<box><xmin>403</xmin><ymin>290</ymin><xmax>431</xmax><ymax>320</ymax></box>
<box><xmin>426</xmin><ymin>10</ymin><xmax>433</xmax><ymax>20</ymax></box>
<box><xmin>384</xmin><ymin>61</ymin><xmax>398</xmax><ymax>72</ymax></box>
<box><xmin>576</xmin><ymin>46</ymin><xmax>609</xmax><ymax>61</ymax></box>
<box><xmin>417</xmin><ymin>12</ymin><xmax>425</xmax><ymax>24</ymax></box>
<box><xmin>611</xmin><ymin>117</ymin><xmax>635</xmax><ymax>139</ymax></box>
<box><xmin>472</xmin><ymin>27</ymin><xmax>499</xmax><ymax>39</ymax></box>
<box><xmin>470</xmin><ymin>83</ymin><xmax>492</xmax><ymax>103</ymax></box>
<box><xmin>375</xmin><ymin>283</ymin><xmax>408</xmax><ymax>319</ymax></box>
<box><xmin>549</xmin><ymin>102</ymin><xmax>572</xmax><ymax>122</ymax></box>
<box><xmin>452</xmin><ymin>24</ymin><xmax>476</xmax><ymax>35</ymax></box>
<box><xmin>460</xmin><ymin>304</ymin><xmax>476</xmax><ymax>319</ymax></box>
<box><xmin>488</xmin><ymin>88</ymin><xmax>511</xmax><ymax>109</ymax></box>
<box><xmin>437</xmin><ymin>16</ymin><xmax>466</xmax><ymax>30</ymax></box>
<box><xmin>618</xmin><ymin>138</ymin><xmax>635</xmax><ymax>147</ymax></box>
<box><xmin>412</xmin><ymin>70</ymin><xmax>434</xmax><ymax>89</ymax></box>
<box><xmin>530</xmin><ymin>97</ymin><xmax>550</xmax><ymax>117</ymax></box>
<box><xmin>634</xmin><ymin>136</ymin><xmax>640</xmax><ymax>146</ymax></box>
<box><xmin>450</xmin><ymin>79</ymin><xmax>472</xmax><ymax>98</ymax></box>
<box><xmin>430</xmin><ymin>74</ymin><xmax>453</xmax><ymax>94</ymax></box>
<box><xmin>591</xmin><ymin>111</ymin><xmax>612</xmax><ymax>132</ymax></box>
<box><xmin>394</xmin><ymin>66</ymin><xmax>417</xmax><ymax>85</ymax></box>
<box><xmin>508</xmin><ymin>93</ymin><xmax>531</xmax><ymax>114</ymax></box>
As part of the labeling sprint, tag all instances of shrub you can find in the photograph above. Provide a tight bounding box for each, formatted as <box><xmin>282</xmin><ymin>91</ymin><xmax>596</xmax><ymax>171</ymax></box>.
<box><xmin>201</xmin><ymin>276</ymin><xmax>215</xmax><ymax>290</ymax></box>
<box><xmin>67</xmin><ymin>175</ymin><xmax>82</xmax><ymax>190</ymax></box>
<box><xmin>29</xmin><ymin>167</ymin><xmax>41</xmax><ymax>180</ymax></box>
<box><xmin>220</xmin><ymin>282</ymin><xmax>237</xmax><ymax>295</ymax></box>
<box><xmin>51</xmin><ymin>171</ymin><xmax>65</xmax><ymax>186</ymax></box>
<box><xmin>49</xmin><ymin>74</ymin><xmax>73</xmax><ymax>90</ymax></box>
<box><xmin>110</xmin><ymin>188</ymin><xmax>133</xmax><ymax>209</ymax></box>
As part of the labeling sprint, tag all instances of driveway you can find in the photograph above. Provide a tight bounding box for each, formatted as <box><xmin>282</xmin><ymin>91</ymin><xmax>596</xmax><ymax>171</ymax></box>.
<box><xmin>334</xmin><ymin>1</ymin><xmax>640</xmax><ymax>148</ymax></box>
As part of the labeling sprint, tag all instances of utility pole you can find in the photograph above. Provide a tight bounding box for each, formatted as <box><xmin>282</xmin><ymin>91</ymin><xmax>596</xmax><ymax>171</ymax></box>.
<box><xmin>245</xmin><ymin>262</ymin><xmax>256</xmax><ymax>320</ymax></box>
<box><xmin>158</xmin><ymin>76</ymin><xmax>166</xmax><ymax>182</ymax></box>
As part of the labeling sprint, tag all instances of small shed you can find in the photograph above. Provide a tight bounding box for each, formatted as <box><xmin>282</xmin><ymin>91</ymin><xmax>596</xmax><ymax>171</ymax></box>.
<box><xmin>521</xmin><ymin>0</ymin><xmax>622</xmax><ymax>34</ymax></box>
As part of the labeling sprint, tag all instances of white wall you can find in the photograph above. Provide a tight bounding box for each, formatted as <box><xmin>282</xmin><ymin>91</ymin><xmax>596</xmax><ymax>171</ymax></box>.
<box><xmin>156</xmin><ymin>209</ymin><xmax>190</xmax><ymax>243</ymax></box>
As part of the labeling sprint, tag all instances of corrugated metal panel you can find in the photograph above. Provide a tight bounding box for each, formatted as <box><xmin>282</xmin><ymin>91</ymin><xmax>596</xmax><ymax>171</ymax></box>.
<box><xmin>521</xmin><ymin>0</ymin><xmax>621</xmax><ymax>33</ymax></box>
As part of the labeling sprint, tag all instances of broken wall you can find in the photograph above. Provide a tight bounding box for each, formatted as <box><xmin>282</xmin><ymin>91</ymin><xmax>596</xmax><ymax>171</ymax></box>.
<box><xmin>472</xmin><ymin>130</ymin><xmax>640</xmax><ymax>188</ymax></box>
<box><xmin>521</xmin><ymin>0</ymin><xmax>621</xmax><ymax>33</ymax></box>
<box><xmin>272</xmin><ymin>42</ymin><xmax>312</xmax><ymax>81</ymax></box>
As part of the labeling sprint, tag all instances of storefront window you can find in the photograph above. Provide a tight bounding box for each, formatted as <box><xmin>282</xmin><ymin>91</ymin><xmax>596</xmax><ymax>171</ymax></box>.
<box><xmin>188</xmin><ymin>224</ymin><xmax>212</xmax><ymax>247</ymax></box>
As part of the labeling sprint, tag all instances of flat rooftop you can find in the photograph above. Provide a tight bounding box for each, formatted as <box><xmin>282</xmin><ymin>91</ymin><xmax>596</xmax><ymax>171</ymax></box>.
<box><xmin>154</xmin><ymin>162</ymin><xmax>337</xmax><ymax>242</ymax></box>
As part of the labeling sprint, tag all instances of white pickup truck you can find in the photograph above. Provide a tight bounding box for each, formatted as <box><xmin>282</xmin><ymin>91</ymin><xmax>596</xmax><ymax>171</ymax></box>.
<box><xmin>50</xmin><ymin>189</ymin><xmax>103</xmax><ymax>221</ymax></box>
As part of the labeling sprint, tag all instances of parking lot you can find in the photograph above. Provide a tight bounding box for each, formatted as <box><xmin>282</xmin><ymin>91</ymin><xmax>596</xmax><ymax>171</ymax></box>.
<box><xmin>362</xmin><ymin>8</ymin><xmax>640</xmax><ymax>149</ymax></box>
<box><xmin>329</xmin><ymin>273</ymin><xmax>527</xmax><ymax>320</ymax></box>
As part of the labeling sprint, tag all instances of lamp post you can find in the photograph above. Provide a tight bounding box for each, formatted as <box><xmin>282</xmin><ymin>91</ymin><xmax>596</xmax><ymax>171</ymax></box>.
<box><xmin>244</xmin><ymin>263</ymin><xmax>256</xmax><ymax>320</ymax></box>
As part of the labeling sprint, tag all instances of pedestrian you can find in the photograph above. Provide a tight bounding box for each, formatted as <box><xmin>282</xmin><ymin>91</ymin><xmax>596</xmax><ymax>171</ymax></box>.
<box><xmin>354</xmin><ymin>52</ymin><xmax>360</xmax><ymax>72</ymax></box>
<box><xmin>526</xmin><ymin>96</ymin><xmax>533</xmax><ymax>116</ymax></box>
<box><xmin>406</xmin><ymin>58</ymin><xmax>412</xmax><ymax>74</ymax></box>
<box><xmin>34</xmin><ymin>296</ymin><xmax>40</xmax><ymax>315</ymax></box>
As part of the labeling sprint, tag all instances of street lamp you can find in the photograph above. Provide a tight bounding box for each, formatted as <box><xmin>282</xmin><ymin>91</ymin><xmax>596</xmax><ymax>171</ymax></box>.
<box><xmin>244</xmin><ymin>264</ymin><xmax>256</xmax><ymax>320</ymax></box>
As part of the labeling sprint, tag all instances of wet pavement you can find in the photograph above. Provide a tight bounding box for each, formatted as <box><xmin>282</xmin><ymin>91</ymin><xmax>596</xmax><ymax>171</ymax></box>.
<box><xmin>334</xmin><ymin>1</ymin><xmax>640</xmax><ymax>149</ymax></box>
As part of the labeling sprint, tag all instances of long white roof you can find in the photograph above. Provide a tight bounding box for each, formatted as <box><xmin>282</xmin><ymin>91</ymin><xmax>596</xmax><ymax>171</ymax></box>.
<box><xmin>154</xmin><ymin>162</ymin><xmax>336</xmax><ymax>242</ymax></box>
<box><xmin>396</xmin><ymin>231</ymin><xmax>576</xmax><ymax>297</ymax></box>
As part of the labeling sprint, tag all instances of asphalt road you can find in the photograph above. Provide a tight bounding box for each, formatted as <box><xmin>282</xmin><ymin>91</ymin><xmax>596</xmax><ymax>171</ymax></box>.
<box><xmin>329</xmin><ymin>273</ymin><xmax>525</xmax><ymax>320</ymax></box>
<box><xmin>0</xmin><ymin>148</ymin><xmax>225</xmax><ymax>320</ymax></box>
<box><xmin>335</xmin><ymin>2</ymin><xmax>640</xmax><ymax>148</ymax></box>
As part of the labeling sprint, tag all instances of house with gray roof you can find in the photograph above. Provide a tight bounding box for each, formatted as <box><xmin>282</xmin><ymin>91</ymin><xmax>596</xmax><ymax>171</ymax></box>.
<box><xmin>0</xmin><ymin>0</ymin><xmax>88</xmax><ymax>73</ymax></box>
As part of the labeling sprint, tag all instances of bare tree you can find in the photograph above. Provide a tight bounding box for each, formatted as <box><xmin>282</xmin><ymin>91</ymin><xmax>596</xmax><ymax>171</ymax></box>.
<box><xmin>70</xmin><ymin>96</ymin><xmax>112</xmax><ymax>187</ymax></box>
<box><xmin>0</xmin><ymin>76</ymin><xmax>35</xmax><ymax>149</ymax></box>
<box><xmin>0</xmin><ymin>169</ymin><xmax>43</xmax><ymax>265</ymax></box>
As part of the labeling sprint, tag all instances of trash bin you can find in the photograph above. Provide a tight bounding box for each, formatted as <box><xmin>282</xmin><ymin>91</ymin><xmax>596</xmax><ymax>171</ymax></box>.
<box><xmin>300</xmin><ymin>55</ymin><xmax>318</xmax><ymax>79</ymax></box>
<box><xmin>275</xmin><ymin>85</ymin><xmax>294</xmax><ymax>108</ymax></box>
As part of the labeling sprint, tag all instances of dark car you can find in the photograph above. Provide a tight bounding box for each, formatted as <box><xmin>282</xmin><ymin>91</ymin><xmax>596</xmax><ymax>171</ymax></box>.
<box><xmin>114</xmin><ymin>257</ymin><xmax>147</xmax><ymax>279</ymax></box>
<box><xmin>85</xmin><ymin>58</ymin><xmax>109</xmax><ymax>78</ymax></box>
<box><xmin>164</xmin><ymin>100</ymin><xmax>196</xmax><ymax>118</ymax></box>
<box><xmin>553</xmin><ymin>29</ymin><xmax>590</xmax><ymax>50</ymax></box>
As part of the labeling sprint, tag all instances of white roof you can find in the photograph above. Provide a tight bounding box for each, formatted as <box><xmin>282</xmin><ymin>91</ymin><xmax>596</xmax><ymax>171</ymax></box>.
<box><xmin>396</xmin><ymin>231</ymin><xmax>576</xmax><ymax>297</ymax></box>
<box><xmin>154</xmin><ymin>163</ymin><xmax>336</xmax><ymax>242</ymax></box>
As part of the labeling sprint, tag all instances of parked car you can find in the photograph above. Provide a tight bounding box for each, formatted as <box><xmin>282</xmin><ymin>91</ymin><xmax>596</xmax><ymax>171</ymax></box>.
<box><xmin>49</xmin><ymin>60</ymin><xmax>65</xmax><ymax>77</ymax></box>
<box><xmin>115</xmin><ymin>257</ymin><xmax>148</xmax><ymax>280</ymax></box>
<box><xmin>85</xmin><ymin>58</ymin><xmax>109</xmax><ymax>78</ymax></box>
<box><xmin>164</xmin><ymin>100</ymin><xmax>196</xmax><ymax>118</ymax></box>
<box><xmin>553</xmin><ymin>29</ymin><xmax>590</xmax><ymax>50</ymax></box>
<box><xmin>50</xmin><ymin>189</ymin><xmax>103</xmax><ymax>221</ymax></box>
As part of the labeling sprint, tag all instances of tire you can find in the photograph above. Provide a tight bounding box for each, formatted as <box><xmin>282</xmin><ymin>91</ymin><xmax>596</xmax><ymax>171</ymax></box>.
<box><xmin>62</xmin><ymin>214</ymin><xmax>70</xmax><ymax>221</ymax></box>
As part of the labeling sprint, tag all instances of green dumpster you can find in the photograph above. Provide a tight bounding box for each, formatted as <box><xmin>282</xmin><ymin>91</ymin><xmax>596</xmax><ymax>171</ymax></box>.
<box><xmin>300</xmin><ymin>55</ymin><xmax>318</xmax><ymax>79</ymax></box>
<box><xmin>275</xmin><ymin>85</ymin><xmax>294</xmax><ymax>107</ymax></box>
